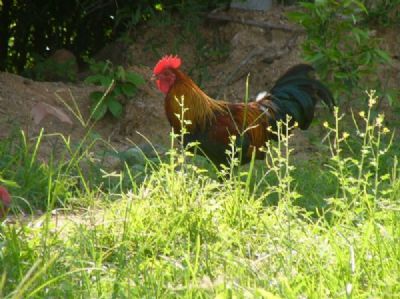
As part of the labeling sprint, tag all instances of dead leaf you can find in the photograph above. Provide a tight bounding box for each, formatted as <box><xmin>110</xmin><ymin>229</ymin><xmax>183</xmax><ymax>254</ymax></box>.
<box><xmin>31</xmin><ymin>102</ymin><xmax>73</xmax><ymax>125</ymax></box>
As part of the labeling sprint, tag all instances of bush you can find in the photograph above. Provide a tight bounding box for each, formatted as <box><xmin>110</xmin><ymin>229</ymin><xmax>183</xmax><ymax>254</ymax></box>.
<box><xmin>0</xmin><ymin>1</ymin><xmax>230</xmax><ymax>75</ymax></box>
<box><xmin>84</xmin><ymin>59</ymin><xmax>145</xmax><ymax>120</ymax></box>
<box><xmin>288</xmin><ymin>0</ymin><xmax>392</xmax><ymax>103</ymax></box>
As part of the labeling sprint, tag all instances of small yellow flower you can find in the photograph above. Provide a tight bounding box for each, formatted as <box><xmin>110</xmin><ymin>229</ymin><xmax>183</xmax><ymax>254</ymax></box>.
<box><xmin>323</xmin><ymin>121</ymin><xmax>329</xmax><ymax>128</ymax></box>
<box><xmin>359</xmin><ymin>111</ymin><xmax>365</xmax><ymax>118</ymax></box>
<box><xmin>342</xmin><ymin>132</ymin><xmax>350</xmax><ymax>139</ymax></box>
<box><xmin>368</xmin><ymin>97</ymin><xmax>377</xmax><ymax>108</ymax></box>
<box><xmin>376</xmin><ymin>114</ymin><xmax>384</xmax><ymax>127</ymax></box>
<box><xmin>383</xmin><ymin>127</ymin><xmax>390</xmax><ymax>134</ymax></box>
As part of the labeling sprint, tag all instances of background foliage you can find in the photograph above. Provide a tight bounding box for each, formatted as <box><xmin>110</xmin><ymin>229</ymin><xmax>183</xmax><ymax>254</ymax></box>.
<box><xmin>1</xmin><ymin>0</ymin><xmax>397</xmax><ymax>79</ymax></box>
<box><xmin>0</xmin><ymin>0</ymin><xmax>229</xmax><ymax>73</ymax></box>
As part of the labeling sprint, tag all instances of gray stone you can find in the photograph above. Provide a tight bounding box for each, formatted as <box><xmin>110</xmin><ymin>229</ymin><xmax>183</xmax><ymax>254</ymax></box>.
<box><xmin>231</xmin><ymin>0</ymin><xmax>272</xmax><ymax>11</ymax></box>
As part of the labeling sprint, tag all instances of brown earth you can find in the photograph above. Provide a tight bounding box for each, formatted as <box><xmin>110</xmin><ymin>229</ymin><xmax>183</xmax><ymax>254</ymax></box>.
<box><xmin>0</xmin><ymin>6</ymin><xmax>399</xmax><ymax>165</ymax></box>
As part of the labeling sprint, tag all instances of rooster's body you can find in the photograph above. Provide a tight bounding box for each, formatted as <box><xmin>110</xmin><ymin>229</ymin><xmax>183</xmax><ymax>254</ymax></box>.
<box><xmin>153</xmin><ymin>55</ymin><xmax>334</xmax><ymax>166</ymax></box>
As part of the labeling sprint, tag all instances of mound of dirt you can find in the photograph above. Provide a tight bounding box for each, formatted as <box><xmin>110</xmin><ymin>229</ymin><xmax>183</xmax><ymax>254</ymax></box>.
<box><xmin>0</xmin><ymin>67</ymin><xmax>169</xmax><ymax>163</ymax></box>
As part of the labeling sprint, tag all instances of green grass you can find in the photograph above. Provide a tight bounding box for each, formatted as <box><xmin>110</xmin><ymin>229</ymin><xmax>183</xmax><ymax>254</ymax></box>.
<box><xmin>0</xmin><ymin>92</ymin><xmax>399</xmax><ymax>298</ymax></box>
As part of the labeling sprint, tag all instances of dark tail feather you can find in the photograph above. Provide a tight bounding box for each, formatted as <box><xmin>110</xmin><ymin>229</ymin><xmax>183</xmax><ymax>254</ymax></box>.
<box><xmin>269</xmin><ymin>64</ymin><xmax>334</xmax><ymax>130</ymax></box>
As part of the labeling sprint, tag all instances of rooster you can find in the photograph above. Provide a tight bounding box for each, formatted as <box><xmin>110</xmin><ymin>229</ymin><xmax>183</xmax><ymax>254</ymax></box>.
<box><xmin>0</xmin><ymin>186</ymin><xmax>11</xmax><ymax>220</ymax></box>
<box><xmin>153</xmin><ymin>55</ymin><xmax>334</xmax><ymax>167</ymax></box>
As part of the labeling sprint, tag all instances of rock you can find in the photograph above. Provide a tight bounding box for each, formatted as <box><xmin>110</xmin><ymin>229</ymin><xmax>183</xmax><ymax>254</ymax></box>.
<box><xmin>231</xmin><ymin>0</ymin><xmax>272</xmax><ymax>11</ymax></box>
<box><xmin>41</xmin><ymin>49</ymin><xmax>79</xmax><ymax>81</ymax></box>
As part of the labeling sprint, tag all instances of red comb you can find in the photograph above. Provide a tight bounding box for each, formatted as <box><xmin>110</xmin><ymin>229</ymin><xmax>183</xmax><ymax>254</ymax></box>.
<box><xmin>153</xmin><ymin>55</ymin><xmax>181</xmax><ymax>75</ymax></box>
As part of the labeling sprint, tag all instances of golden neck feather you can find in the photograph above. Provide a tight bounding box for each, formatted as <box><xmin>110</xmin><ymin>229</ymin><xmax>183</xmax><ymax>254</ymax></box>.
<box><xmin>165</xmin><ymin>70</ymin><xmax>227</xmax><ymax>131</ymax></box>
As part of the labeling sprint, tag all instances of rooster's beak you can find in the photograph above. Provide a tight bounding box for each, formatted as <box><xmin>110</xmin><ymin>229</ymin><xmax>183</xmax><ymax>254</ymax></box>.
<box><xmin>150</xmin><ymin>74</ymin><xmax>156</xmax><ymax>81</ymax></box>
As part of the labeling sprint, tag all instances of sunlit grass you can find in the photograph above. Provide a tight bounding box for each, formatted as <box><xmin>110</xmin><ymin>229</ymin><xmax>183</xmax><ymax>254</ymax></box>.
<box><xmin>0</xmin><ymin>91</ymin><xmax>399</xmax><ymax>298</ymax></box>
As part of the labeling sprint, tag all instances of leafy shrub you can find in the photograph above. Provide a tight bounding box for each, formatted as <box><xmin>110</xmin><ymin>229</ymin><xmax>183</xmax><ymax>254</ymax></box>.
<box><xmin>288</xmin><ymin>0</ymin><xmax>391</xmax><ymax>102</ymax></box>
<box><xmin>23</xmin><ymin>52</ymin><xmax>78</xmax><ymax>82</ymax></box>
<box><xmin>363</xmin><ymin>0</ymin><xmax>400</xmax><ymax>26</ymax></box>
<box><xmin>1</xmin><ymin>1</ymin><xmax>230</xmax><ymax>74</ymax></box>
<box><xmin>84</xmin><ymin>59</ymin><xmax>144</xmax><ymax>120</ymax></box>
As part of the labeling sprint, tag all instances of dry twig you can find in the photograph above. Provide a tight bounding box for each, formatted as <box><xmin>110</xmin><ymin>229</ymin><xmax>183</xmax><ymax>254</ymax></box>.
<box><xmin>206</xmin><ymin>13</ymin><xmax>303</xmax><ymax>33</ymax></box>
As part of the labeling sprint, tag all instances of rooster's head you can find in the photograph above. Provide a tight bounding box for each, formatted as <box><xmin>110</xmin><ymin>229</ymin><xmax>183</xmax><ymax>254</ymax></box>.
<box><xmin>153</xmin><ymin>55</ymin><xmax>181</xmax><ymax>94</ymax></box>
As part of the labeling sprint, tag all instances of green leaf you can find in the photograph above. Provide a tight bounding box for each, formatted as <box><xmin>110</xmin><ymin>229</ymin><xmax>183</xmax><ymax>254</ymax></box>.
<box><xmin>107</xmin><ymin>99</ymin><xmax>123</xmax><ymax>118</ymax></box>
<box><xmin>101</xmin><ymin>60</ymin><xmax>113</xmax><ymax>73</ymax></box>
<box><xmin>91</xmin><ymin>102</ymin><xmax>107</xmax><ymax>120</ymax></box>
<box><xmin>306</xmin><ymin>52</ymin><xmax>324</xmax><ymax>63</ymax></box>
<box><xmin>113</xmin><ymin>85</ymin><xmax>123</xmax><ymax>97</ymax></box>
<box><xmin>385</xmin><ymin>89</ymin><xmax>398</xmax><ymax>106</ymax></box>
<box><xmin>352</xmin><ymin>30</ymin><xmax>361</xmax><ymax>44</ymax></box>
<box><xmin>85</xmin><ymin>74</ymin><xmax>106</xmax><ymax>85</ymax></box>
<box><xmin>352</xmin><ymin>28</ymin><xmax>368</xmax><ymax>40</ymax></box>
<box><xmin>315</xmin><ymin>0</ymin><xmax>327</xmax><ymax>6</ymax></box>
<box><xmin>0</xmin><ymin>178</ymin><xmax>20</xmax><ymax>188</ymax></box>
<box><xmin>121</xmin><ymin>83</ymin><xmax>137</xmax><ymax>96</ymax></box>
<box><xmin>89</xmin><ymin>61</ymin><xmax>108</xmax><ymax>73</ymax></box>
<box><xmin>352</xmin><ymin>0</ymin><xmax>368</xmax><ymax>13</ymax></box>
<box><xmin>100</xmin><ymin>76</ymin><xmax>114</xmax><ymax>87</ymax></box>
<box><xmin>334</xmin><ymin>72</ymin><xmax>349</xmax><ymax>79</ymax></box>
<box><xmin>89</xmin><ymin>91</ymin><xmax>104</xmax><ymax>103</ymax></box>
<box><xmin>360</xmin><ymin>52</ymin><xmax>372</xmax><ymax>65</ymax></box>
<box><xmin>343</xmin><ymin>0</ymin><xmax>353</xmax><ymax>8</ymax></box>
<box><xmin>301</xmin><ymin>2</ymin><xmax>316</xmax><ymax>10</ymax></box>
<box><xmin>126</xmin><ymin>72</ymin><xmax>145</xmax><ymax>86</ymax></box>
<box><xmin>375</xmin><ymin>49</ymin><xmax>391</xmax><ymax>62</ymax></box>
<box><xmin>116</xmin><ymin>66</ymin><xmax>126</xmax><ymax>81</ymax></box>
<box><xmin>287</xmin><ymin>12</ymin><xmax>308</xmax><ymax>23</ymax></box>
